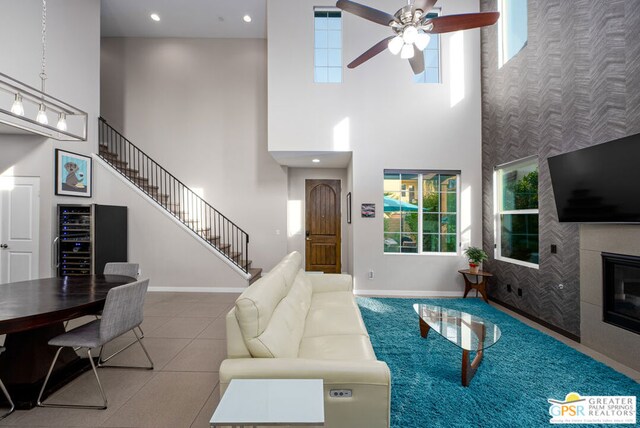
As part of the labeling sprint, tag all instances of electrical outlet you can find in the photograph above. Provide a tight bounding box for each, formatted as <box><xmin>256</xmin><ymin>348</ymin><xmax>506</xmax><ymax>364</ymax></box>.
<box><xmin>517</xmin><ymin>288</ymin><xmax>523</xmax><ymax>297</ymax></box>
<box><xmin>550</xmin><ymin>244</ymin><xmax>557</xmax><ymax>254</ymax></box>
<box><xmin>507</xmin><ymin>284</ymin><xmax>512</xmax><ymax>292</ymax></box>
<box><xmin>368</xmin><ymin>270</ymin><xmax>374</xmax><ymax>280</ymax></box>
<box><xmin>330</xmin><ymin>389</ymin><xmax>352</xmax><ymax>398</ymax></box>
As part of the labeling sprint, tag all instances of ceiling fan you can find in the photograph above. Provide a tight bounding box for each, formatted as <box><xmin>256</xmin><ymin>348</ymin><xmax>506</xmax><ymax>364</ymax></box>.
<box><xmin>335</xmin><ymin>0</ymin><xmax>500</xmax><ymax>74</ymax></box>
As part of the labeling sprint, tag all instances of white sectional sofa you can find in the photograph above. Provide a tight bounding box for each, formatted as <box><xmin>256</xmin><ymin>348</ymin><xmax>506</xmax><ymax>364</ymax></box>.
<box><xmin>220</xmin><ymin>251</ymin><xmax>391</xmax><ymax>428</ymax></box>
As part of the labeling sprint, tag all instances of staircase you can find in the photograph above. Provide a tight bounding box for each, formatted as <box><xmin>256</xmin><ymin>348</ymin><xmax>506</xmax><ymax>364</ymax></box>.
<box><xmin>97</xmin><ymin>118</ymin><xmax>262</xmax><ymax>284</ymax></box>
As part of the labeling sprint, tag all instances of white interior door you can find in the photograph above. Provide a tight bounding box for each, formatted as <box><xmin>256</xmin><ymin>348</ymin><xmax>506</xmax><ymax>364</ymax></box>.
<box><xmin>0</xmin><ymin>176</ymin><xmax>40</xmax><ymax>284</ymax></box>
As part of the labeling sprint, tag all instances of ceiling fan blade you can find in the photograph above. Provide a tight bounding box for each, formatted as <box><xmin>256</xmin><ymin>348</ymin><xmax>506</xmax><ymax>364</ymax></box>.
<box><xmin>348</xmin><ymin>36</ymin><xmax>395</xmax><ymax>69</ymax></box>
<box><xmin>425</xmin><ymin>12</ymin><xmax>500</xmax><ymax>34</ymax></box>
<box><xmin>336</xmin><ymin>0</ymin><xmax>396</xmax><ymax>26</ymax></box>
<box><xmin>408</xmin><ymin>46</ymin><xmax>425</xmax><ymax>75</ymax></box>
<box><xmin>413</xmin><ymin>0</ymin><xmax>439</xmax><ymax>14</ymax></box>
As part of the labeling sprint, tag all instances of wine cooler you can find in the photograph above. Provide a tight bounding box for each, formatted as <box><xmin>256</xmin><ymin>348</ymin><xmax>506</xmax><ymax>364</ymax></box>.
<box><xmin>55</xmin><ymin>204</ymin><xmax>128</xmax><ymax>276</ymax></box>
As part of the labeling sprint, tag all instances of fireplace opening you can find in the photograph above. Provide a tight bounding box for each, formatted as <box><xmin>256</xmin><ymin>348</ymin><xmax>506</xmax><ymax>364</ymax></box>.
<box><xmin>602</xmin><ymin>253</ymin><xmax>640</xmax><ymax>335</ymax></box>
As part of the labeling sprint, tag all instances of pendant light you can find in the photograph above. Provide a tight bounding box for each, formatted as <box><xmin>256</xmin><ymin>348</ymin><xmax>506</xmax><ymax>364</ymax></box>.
<box><xmin>0</xmin><ymin>0</ymin><xmax>87</xmax><ymax>141</ymax></box>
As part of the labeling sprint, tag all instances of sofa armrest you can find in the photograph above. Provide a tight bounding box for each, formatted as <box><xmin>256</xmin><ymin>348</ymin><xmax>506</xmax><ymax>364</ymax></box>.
<box><xmin>308</xmin><ymin>273</ymin><xmax>353</xmax><ymax>293</ymax></box>
<box><xmin>219</xmin><ymin>358</ymin><xmax>389</xmax><ymax>387</ymax></box>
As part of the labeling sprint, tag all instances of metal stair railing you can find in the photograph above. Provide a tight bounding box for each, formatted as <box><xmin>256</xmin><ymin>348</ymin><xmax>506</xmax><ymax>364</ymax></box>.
<box><xmin>98</xmin><ymin>117</ymin><xmax>249</xmax><ymax>274</ymax></box>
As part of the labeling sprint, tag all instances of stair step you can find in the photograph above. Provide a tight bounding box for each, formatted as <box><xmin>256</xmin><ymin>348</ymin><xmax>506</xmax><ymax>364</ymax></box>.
<box><xmin>139</xmin><ymin>183</ymin><xmax>159</xmax><ymax>192</ymax></box>
<box><xmin>226</xmin><ymin>251</ymin><xmax>242</xmax><ymax>260</ymax></box>
<box><xmin>100</xmin><ymin>150</ymin><xmax>119</xmax><ymax>159</ymax></box>
<box><xmin>120</xmin><ymin>167</ymin><xmax>140</xmax><ymax>177</ymax></box>
<box><xmin>217</xmin><ymin>243</ymin><xmax>231</xmax><ymax>251</ymax></box>
<box><xmin>238</xmin><ymin>259</ymin><xmax>253</xmax><ymax>269</ymax></box>
<box><xmin>248</xmin><ymin>268</ymin><xmax>262</xmax><ymax>285</ymax></box>
<box><xmin>129</xmin><ymin>176</ymin><xmax>149</xmax><ymax>184</ymax></box>
<box><xmin>108</xmin><ymin>159</ymin><xmax>129</xmax><ymax>168</ymax></box>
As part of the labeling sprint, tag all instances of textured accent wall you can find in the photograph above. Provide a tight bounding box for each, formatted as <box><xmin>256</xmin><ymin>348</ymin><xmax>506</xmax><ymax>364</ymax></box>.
<box><xmin>480</xmin><ymin>0</ymin><xmax>640</xmax><ymax>336</ymax></box>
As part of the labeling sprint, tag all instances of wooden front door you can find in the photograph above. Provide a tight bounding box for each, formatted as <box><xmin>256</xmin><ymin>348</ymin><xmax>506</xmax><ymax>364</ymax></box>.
<box><xmin>305</xmin><ymin>179</ymin><xmax>341</xmax><ymax>273</ymax></box>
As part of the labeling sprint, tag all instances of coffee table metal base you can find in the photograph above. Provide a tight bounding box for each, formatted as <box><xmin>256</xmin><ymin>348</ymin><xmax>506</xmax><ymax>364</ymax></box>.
<box><xmin>419</xmin><ymin>317</ymin><xmax>486</xmax><ymax>387</ymax></box>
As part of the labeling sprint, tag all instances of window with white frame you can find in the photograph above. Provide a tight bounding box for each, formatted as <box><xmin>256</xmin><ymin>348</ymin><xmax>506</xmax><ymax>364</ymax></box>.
<box><xmin>414</xmin><ymin>11</ymin><xmax>441</xmax><ymax>84</ymax></box>
<box><xmin>498</xmin><ymin>0</ymin><xmax>527</xmax><ymax>66</ymax></box>
<box><xmin>495</xmin><ymin>157</ymin><xmax>539</xmax><ymax>267</ymax></box>
<box><xmin>384</xmin><ymin>170</ymin><xmax>459</xmax><ymax>254</ymax></box>
<box><xmin>314</xmin><ymin>9</ymin><xmax>342</xmax><ymax>83</ymax></box>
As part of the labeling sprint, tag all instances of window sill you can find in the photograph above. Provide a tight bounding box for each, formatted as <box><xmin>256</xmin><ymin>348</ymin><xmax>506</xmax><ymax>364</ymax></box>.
<box><xmin>495</xmin><ymin>256</ymin><xmax>539</xmax><ymax>270</ymax></box>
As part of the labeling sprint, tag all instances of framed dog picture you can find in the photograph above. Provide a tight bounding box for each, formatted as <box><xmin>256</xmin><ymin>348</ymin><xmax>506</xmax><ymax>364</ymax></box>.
<box><xmin>55</xmin><ymin>149</ymin><xmax>92</xmax><ymax>197</ymax></box>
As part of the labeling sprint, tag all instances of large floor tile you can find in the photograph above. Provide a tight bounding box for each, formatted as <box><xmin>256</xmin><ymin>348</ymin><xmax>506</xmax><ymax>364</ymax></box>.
<box><xmin>100</xmin><ymin>337</ymin><xmax>191</xmax><ymax>370</ymax></box>
<box><xmin>197</xmin><ymin>316</ymin><xmax>226</xmax><ymax>340</ymax></box>
<box><xmin>143</xmin><ymin>301</ymin><xmax>199</xmax><ymax>317</ymax></box>
<box><xmin>177</xmin><ymin>302</ymin><xmax>230</xmax><ymax>318</ymax></box>
<box><xmin>189</xmin><ymin>385</ymin><xmax>220</xmax><ymax>428</ymax></box>
<box><xmin>101</xmin><ymin>372</ymin><xmax>218</xmax><ymax>428</ymax></box>
<box><xmin>7</xmin><ymin>369</ymin><xmax>154</xmax><ymax>427</ymax></box>
<box><xmin>145</xmin><ymin>317</ymin><xmax>212</xmax><ymax>339</ymax></box>
<box><xmin>163</xmin><ymin>339</ymin><xmax>226</xmax><ymax>373</ymax></box>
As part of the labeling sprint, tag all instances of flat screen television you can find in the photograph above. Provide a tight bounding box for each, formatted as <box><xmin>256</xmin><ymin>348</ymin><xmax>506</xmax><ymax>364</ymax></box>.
<box><xmin>548</xmin><ymin>132</ymin><xmax>640</xmax><ymax>223</ymax></box>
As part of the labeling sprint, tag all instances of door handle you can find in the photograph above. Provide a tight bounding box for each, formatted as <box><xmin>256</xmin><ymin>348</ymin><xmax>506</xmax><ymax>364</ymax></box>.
<box><xmin>306</xmin><ymin>238</ymin><xmax>312</xmax><ymax>241</ymax></box>
<box><xmin>0</xmin><ymin>244</ymin><xmax>7</xmax><ymax>249</ymax></box>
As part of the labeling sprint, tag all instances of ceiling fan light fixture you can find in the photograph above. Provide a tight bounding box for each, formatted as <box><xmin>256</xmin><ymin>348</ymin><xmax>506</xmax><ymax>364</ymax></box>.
<box><xmin>400</xmin><ymin>43</ymin><xmax>414</xmax><ymax>59</ymax></box>
<box><xmin>402</xmin><ymin>25</ymin><xmax>418</xmax><ymax>44</ymax></box>
<box><xmin>388</xmin><ymin>36</ymin><xmax>404</xmax><ymax>55</ymax></box>
<box><xmin>415</xmin><ymin>32</ymin><xmax>431</xmax><ymax>51</ymax></box>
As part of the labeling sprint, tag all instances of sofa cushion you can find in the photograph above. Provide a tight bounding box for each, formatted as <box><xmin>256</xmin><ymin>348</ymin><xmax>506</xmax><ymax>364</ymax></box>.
<box><xmin>271</xmin><ymin>252</ymin><xmax>302</xmax><ymax>292</ymax></box>
<box><xmin>247</xmin><ymin>294</ymin><xmax>306</xmax><ymax>357</ymax></box>
<box><xmin>303</xmin><ymin>300</ymin><xmax>369</xmax><ymax>338</ymax></box>
<box><xmin>311</xmin><ymin>291</ymin><xmax>357</xmax><ymax>309</ymax></box>
<box><xmin>298</xmin><ymin>334</ymin><xmax>376</xmax><ymax>360</ymax></box>
<box><xmin>288</xmin><ymin>269</ymin><xmax>313</xmax><ymax>314</ymax></box>
<box><xmin>235</xmin><ymin>270</ymin><xmax>287</xmax><ymax>340</ymax></box>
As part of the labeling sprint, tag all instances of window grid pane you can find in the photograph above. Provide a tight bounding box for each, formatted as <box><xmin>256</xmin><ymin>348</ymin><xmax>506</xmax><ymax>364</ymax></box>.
<box><xmin>414</xmin><ymin>12</ymin><xmax>441</xmax><ymax>84</ymax></box>
<box><xmin>496</xmin><ymin>157</ymin><xmax>539</xmax><ymax>265</ymax></box>
<box><xmin>384</xmin><ymin>171</ymin><xmax>458</xmax><ymax>254</ymax></box>
<box><xmin>315</xmin><ymin>10</ymin><xmax>342</xmax><ymax>83</ymax></box>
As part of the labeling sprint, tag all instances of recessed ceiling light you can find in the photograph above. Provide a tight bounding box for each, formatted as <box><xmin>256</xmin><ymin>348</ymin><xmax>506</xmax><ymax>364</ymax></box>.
<box><xmin>243</xmin><ymin>15</ymin><xmax>252</xmax><ymax>23</ymax></box>
<box><xmin>150</xmin><ymin>13</ymin><xmax>160</xmax><ymax>22</ymax></box>
<box><xmin>312</xmin><ymin>159</ymin><xmax>320</xmax><ymax>163</ymax></box>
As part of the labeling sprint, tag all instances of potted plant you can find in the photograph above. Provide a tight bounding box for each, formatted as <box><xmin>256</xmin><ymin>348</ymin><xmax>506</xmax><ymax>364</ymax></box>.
<box><xmin>464</xmin><ymin>247</ymin><xmax>488</xmax><ymax>274</ymax></box>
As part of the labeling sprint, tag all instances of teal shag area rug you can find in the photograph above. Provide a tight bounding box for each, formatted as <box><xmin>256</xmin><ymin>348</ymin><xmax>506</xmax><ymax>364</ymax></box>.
<box><xmin>357</xmin><ymin>297</ymin><xmax>640</xmax><ymax>428</ymax></box>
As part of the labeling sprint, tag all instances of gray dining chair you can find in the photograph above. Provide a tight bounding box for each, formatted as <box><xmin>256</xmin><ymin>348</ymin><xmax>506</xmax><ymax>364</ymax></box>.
<box><xmin>37</xmin><ymin>279</ymin><xmax>154</xmax><ymax>410</ymax></box>
<box><xmin>99</xmin><ymin>262</ymin><xmax>145</xmax><ymax>364</ymax></box>
<box><xmin>103</xmin><ymin>262</ymin><xmax>139</xmax><ymax>278</ymax></box>
<box><xmin>0</xmin><ymin>347</ymin><xmax>15</xmax><ymax>420</ymax></box>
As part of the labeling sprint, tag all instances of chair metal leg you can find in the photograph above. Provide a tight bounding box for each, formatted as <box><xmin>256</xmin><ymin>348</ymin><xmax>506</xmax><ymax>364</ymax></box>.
<box><xmin>38</xmin><ymin>347</ymin><xmax>108</xmax><ymax>410</ymax></box>
<box><xmin>137</xmin><ymin>325</ymin><xmax>144</xmax><ymax>339</ymax></box>
<box><xmin>98</xmin><ymin>328</ymin><xmax>153</xmax><ymax>370</ymax></box>
<box><xmin>0</xmin><ymin>377</ymin><xmax>15</xmax><ymax>421</ymax></box>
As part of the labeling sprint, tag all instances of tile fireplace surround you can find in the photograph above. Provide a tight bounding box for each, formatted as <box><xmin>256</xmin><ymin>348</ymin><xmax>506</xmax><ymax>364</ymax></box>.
<box><xmin>580</xmin><ymin>225</ymin><xmax>640</xmax><ymax>371</ymax></box>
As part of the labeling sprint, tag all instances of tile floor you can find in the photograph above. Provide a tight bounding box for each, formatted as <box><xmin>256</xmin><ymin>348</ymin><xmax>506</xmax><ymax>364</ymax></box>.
<box><xmin>0</xmin><ymin>292</ymin><xmax>638</xmax><ymax>427</ymax></box>
<box><xmin>0</xmin><ymin>292</ymin><xmax>237</xmax><ymax>428</ymax></box>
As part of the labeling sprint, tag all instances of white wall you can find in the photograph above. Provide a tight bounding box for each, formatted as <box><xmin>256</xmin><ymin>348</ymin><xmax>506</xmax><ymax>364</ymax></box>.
<box><xmin>101</xmin><ymin>38</ymin><xmax>289</xmax><ymax>274</ymax></box>
<box><xmin>95</xmin><ymin>160</ymin><xmax>246</xmax><ymax>289</ymax></box>
<box><xmin>268</xmin><ymin>0</ymin><xmax>483</xmax><ymax>294</ymax></box>
<box><xmin>0</xmin><ymin>0</ymin><xmax>101</xmax><ymax>278</ymax></box>
<box><xmin>287</xmin><ymin>167</ymin><xmax>350</xmax><ymax>273</ymax></box>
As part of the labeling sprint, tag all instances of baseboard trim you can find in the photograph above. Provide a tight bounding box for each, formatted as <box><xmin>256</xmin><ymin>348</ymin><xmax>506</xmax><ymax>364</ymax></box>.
<box><xmin>354</xmin><ymin>289</ymin><xmax>465</xmax><ymax>297</ymax></box>
<box><xmin>489</xmin><ymin>296</ymin><xmax>581</xmax><ymax>343</ymax></box>
<box><xmin>148</xmin><ymin>286</ymin><xmax>246</xmax><ymax>293</ymax></box>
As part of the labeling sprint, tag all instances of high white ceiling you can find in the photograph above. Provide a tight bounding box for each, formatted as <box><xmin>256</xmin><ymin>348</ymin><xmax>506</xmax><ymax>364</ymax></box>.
<box><xmin>101</xmin><ymin>0</ymin><xmax>267</xmax><ymax>39</ymax></box>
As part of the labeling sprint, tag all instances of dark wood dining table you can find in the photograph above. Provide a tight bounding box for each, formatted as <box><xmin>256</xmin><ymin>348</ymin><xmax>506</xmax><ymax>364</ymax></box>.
<box><xmin>0</xmin><ymin>275</ymin><xmax>136</xmax><ymax>408</ymax></box>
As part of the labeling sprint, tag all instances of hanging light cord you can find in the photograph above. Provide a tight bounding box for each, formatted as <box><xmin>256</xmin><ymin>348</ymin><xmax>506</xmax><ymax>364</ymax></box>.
<box><xmin>40</xmin><ymin>0</ymin><xmax>47</xmax><ymax>94</ymax></box>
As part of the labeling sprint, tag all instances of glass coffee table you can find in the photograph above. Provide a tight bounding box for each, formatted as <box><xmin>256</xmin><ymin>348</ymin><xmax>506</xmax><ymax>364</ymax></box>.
<box><xmin>413</xmin><ymin>304</ymin><xmax>502</xmax><ymax>386</ymax></box>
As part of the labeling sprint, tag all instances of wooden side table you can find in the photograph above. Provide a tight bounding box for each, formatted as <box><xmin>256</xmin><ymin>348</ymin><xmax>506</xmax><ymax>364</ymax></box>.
<box><xmin>458</xmin><ymin>269</ymin><xmax>493</xmax><ymax>303</ymax></box>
